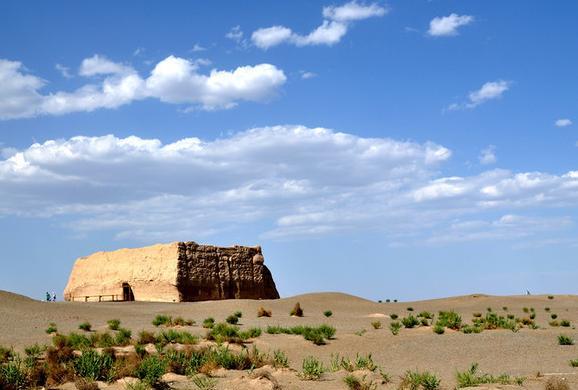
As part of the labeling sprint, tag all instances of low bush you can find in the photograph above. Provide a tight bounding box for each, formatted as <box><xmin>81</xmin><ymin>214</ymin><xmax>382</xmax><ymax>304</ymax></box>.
<box><xmin>548</xmin><ymin>295</ymin><xmax>555</xmax><ymax>300</ymax></box>
<box><xmin>545</xmin><ymin>307</ymin><xmax>551</xmax><ymax>312</ymax></box>
<box><xmin>473</xmin><ymin>312</ymin><xmax>482</xmax><ymax>318</ymax></box>
<box><xmin>552</xmin><ymin>314</ymin><xmax>558</xmax><ymax>319</ymax></box>
<box><xmin>558</xmin><ymin>335</ymin><xmax>574</xmax><ymax>345</ymax></box>
<box><xmin>78</xmin><ymin>322</ymin><xmax>92</xmax><ymax>332</ymax></box>
<box><xmin>265</xmin><ymin>324</ymin><xmax>334</xmax><ymax>345</ymax></box>
<box><xmin>456</xmin><ymin>363</ymin><xmax>525</xmax><ymax>388</ymax></box>
<box><xmin>206</xmin><ymin>323</ymin><xmax>242</xmax><ymax>344</ymax></box>
<box><xmin>401</xmin><ymin>315</ymin><xmax>420</xmax><ymax>328</ymax></box>
<box><xmin>406</xmin><ymin>307</ymin><xmax>414</xmax><ymax>312</ymax></box>
<box><xmin>523</xmin><ymin>307</ymin><xmax>529</xmax><ymax>313</ymax></box>
<box><xmin>569</xmin><ymin>359</ymin><xmax>578</xmax><ymax>367</ymax></box>
<box><xmin>436</xmin><ymin>311</ymin><xmax>462</xmax><ymax>330</ymax></box>
<box><xmin>137</xmin><ymin>330</ymin><xmax>156</xmax><ymax>345</ymax></box>
<box><xmin>389</xmin><ymin>321</ymin><xmax>402</xmax><ymax>335</ymax></box>
<box><xmin>225</xmin><ymin>314</ymin><xmax>239</xmax><ymax>325</ymax></box>
<box><xmin>0</xmin><ymin>346</ymin><xmax>14</xmax><ymax>363</ymax></box>
<box><xmin>290</xmin><ymin>302</ymin><xmax>304</xmax><ymax>317</ymax></box>
<box><xmin>502</xmin><ymin>306</ymin><xmax>508</xmax><ymax>311</ymax></box>
<box><xmin>324</xmin><ymin>310</ymin><xmax>333</xmax><ymax>317</ymax></box>
<box><xmin>239</xmin><ymin>327</ymin><xmax>262</xmax><ymax>340</ymax></box>
<box><xmin>107</xmin><ymin>319</ymin><xmax>121</xmax><ymax>331</ymax></box>
<box><xmin>343</xmin><ymin>374</ymin><xmax>377</xmax><ymax>390</ymax></box>
<box><xmin>550</xmin><ymin>320</ymin><xmax>560</xmax><ymax>327</ymax></box>
<box><xmin>300</xmin><ymin>356</ymin><xmax>324</xmax><ymax>380</ymax></box>
<box><xmin>390</xmin><ymin>313</ymin><xmax>398</xmax><ymax>320</ymax></box>
<box><xmin>152</xmin><ymin>314</ymin><xmax>172</xmax><ymax>327</ymax></box>
<box><xmin>0</xmin><ymin>357</ymin><xmax>30</xmax><ymax>390</ymax></box>
<box><xmin>257</xmin><ymin>307</ymin><xmax>272</xmax><ymax>317</ymax></box>
<box><xmin>561</xmin><ymin>319</ymin><xmax>571</xmax><ymax>327</ymax></box>
<box><xmin>272</xmin><ymin>349</ymin><xmax>289</xmax><ymax>368</ymax></box>
<box><xmin>371</xmin><ymin>321</ymin><xmax>382</xmax><ymax>329</ymax></box>
<box><xmin>45</xmin><ymin>323</ymin><xmax>58</xmax><ymax>334</ymax></box>
<box><xmin>418</xmin><ymin>311</ymin><xmax>433</xmax><ymax>319</ymax></box>
<box><xmin>74</xmin><ymin>349</ymin><xmax>113</xmax><ymax>381</ymax></box>
<box><xmin>202</xmin><ymin>317</ymin><xmax>215</xmax><ymax>328</ymax></box>
<box><xmin>433</xmin><ymin>324</ymin><xmax>445</xmax><ymax>334</ymax></box>
<box><xmin>135</xmin><ymin>355</ymin><xmax>167</xmax><ymax>386</ymax></box>
<box><xmin>399</xmin><ymin>370</ymin><xmax>441</xmax><ymax>390</ymax></box>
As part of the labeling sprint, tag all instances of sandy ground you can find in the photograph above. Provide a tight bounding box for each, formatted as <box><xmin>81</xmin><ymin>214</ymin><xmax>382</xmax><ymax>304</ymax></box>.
<box><xmin>1</xmin><ymin>290</ymin><xmax>578</xmax><ymax>389</ymax></box>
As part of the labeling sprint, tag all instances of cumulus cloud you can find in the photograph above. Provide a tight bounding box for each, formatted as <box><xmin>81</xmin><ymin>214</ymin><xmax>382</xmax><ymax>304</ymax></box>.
<box><xmin>428</xmin><ymin>13</ymin><xmax>473</xmax><ymax>37</ymax></box>
<box><xmin>55</xmin><ymin>64</ymin><xmax>73</xmax><ymax>79</ymax></box>
<box><xmin>300</xmin><ymin>71</ymin><xmax>317</xmax><ymax>79</ymax></box>
<box><xmin>555</xmin><ymin>118</ymin><xmax>572</xmax><ymax>127</ymax></box>
<box><xmin>448</xmin><ymin>80</ymin><xmax>510</xmax><ymax>111</ymax></box>
<box><xmin>251</xmin><ymin>1</ymin><xmax>386</xmax><ymax>49</ymax></box>
<box><xmin>479</xmin><ymin>145</ymin><xmax>497</xmax><ymax>165</ymax></box>
<box><xmin>0</xmin><ymin>55</ymin><xmax>286</xmax><ymax>119</ymax></box>
<box><xmin>0</xmin><ymin>125</ymin><xmax>576</xmax><ymax>246</ymax></box>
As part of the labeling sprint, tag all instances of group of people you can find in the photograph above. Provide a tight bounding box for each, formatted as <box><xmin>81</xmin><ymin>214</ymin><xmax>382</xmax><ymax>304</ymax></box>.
<box><xmin>45</xmin><ymin>291</ymin><xmax>56</xmax><ymax>302</ymax></box>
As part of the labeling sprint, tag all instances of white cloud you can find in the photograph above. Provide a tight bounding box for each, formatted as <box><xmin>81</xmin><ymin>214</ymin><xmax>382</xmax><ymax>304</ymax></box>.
<box><xmin>250</xmin><ymin>1</ymin><xmax>385</xmax><ymax>49</ymax></box>
<box><xmin>251</xmin><ymin>26</ymin><xmax>293</xmax><ymax>50</ymax></box>
<box><xmin>55</xmin><ymin>64</ymin><xmax>73</xmax><ymax>79</ymax></box>
<box><xmin>448</xmin><ymin>80</ymin><xmax>510</xmax><ymax>111</ymax></box>
<box><xmin>0</xmin><ymin>55</ymin><xmax>287</xmax><ymax>119</ymax></box>
<box><xmin>323</xmin><ymin>1</ymin><xmax>387</xmax><ymax>22</ymax></box>
<box><xmin>301</xmin><ymin>71</ymin><xmax>317</xmax><ymax>79</ymax></box>
<box><xmin>428</xmin><ymin>13</ymin><xmax>474</xmax><ymax>37</ymax></box>
<box><xmin>555</xmin><ymin>118</ymin><xmax>572</xmax><ymax>127</ymax></box>
<box><xmin>191</xmin><ymin>43</ymin><xmax>206</xmax><ymax>52</ymax></box>
<box><xmin>0</xmin><ymin>125</ymin><xmax>576</xmax><ymax>246</ymax></box>
<box><xmin>479</xmin><ymin>145</ymin><xmax>497</xmax><ymax>165</ymax></box>
<box><xmin>226</xmin><ymin>26</ymin><xmax>244</xmax><ymax>42</ymax></box>
<box><xmin>79</xmin><ymin>54</ymin><xmax>132</xmax><ymax>76</ymax></box>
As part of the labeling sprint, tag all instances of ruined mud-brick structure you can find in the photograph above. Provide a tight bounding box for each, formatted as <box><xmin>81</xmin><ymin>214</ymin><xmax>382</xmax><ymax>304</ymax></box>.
<box><xmin>63</xmin><ymin>242</ymin><xmax>279</xmax><ymax>302</ymax></box>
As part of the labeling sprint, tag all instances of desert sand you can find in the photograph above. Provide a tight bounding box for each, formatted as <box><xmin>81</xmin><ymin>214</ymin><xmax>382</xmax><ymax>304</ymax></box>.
<box><xmin>1</xmin><ymin>290</ymin><xmax>578</xmax><ymax>389</ymax></box>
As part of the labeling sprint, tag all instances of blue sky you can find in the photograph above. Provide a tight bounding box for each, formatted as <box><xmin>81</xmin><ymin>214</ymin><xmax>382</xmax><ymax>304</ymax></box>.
<box><xmin>1</xmin><ymin>1</ymin><xmax>578</xmax><ymax>301</ymax></box>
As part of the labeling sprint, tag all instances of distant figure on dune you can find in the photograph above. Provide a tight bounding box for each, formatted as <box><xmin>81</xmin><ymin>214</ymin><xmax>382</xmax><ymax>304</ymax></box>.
<box><xmin>45</xmin><ymin>291</ymin><xmax>51</xmax><ymax>302</ymax></box>
<box><xmin>527</xmin><ymin>290</ymin><xmax>531</xmax><ymax>295</ymax></box>
<box><xmin>52</xmin><ymin>292</ymin><xmax>56</xmax><ymax>302</ymax></box>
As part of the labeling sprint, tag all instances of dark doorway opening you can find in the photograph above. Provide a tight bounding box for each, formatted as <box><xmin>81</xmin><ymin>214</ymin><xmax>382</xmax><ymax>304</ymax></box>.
<box><xmin>122</xmin><ymin>283</ymin><xmax>134</xmax><ymax>301</ymax></box>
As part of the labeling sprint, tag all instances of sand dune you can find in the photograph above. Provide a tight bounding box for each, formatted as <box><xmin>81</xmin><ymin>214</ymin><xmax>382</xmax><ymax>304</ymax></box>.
<box><xmin>1</xmin><ymin>290</ymin><xmax>578</xmax><ymax>389</ymax></box>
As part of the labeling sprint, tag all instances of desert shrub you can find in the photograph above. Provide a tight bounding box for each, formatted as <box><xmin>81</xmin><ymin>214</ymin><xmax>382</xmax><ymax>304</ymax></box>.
<box><xmin>290</xmin><ymin>302</ymin><xmax>304</xmax><ymax>317</ymax></box>
<box><xmin>389</xmin><ymin>321</ymin><xmax>402</xmax><ymax>335</ymax></box>
<box><xmin>266</xmin><ymin>325</ymin><xmax>288</xmax><ymax>334</ymax></box>
<box><xmin>523</xmin><ymin>307</ymin><xmax>529</xmax><ymax>313</ymax></box>
<box><xmin>78</xmin><ymin>322</ymin><xmax>92</xmax><ymax>332</ymax></box>
<box><xmin>531</xmin><ymin>307</ymin><xmax>535</xmax><ymax>312</ymax></box>
<box><xmin>355</xmin><ymin>353</ymin><xmax>377</xmax><ymax>371</ymax></box>
<box><xmin>300</xmin><ymin>356</ymin><xmax>324</xmax><ymax>380</ymax></box>
<box><xmin>272</xmin><ymin>349</ymin><xmax>289</xmax><ymax>368</ymax></box>
<box><xmin>521</xmin><ymin>317</ymin><xmax>534</xmax><ymax>326</ymax></box>
<box><xmin>433</xmin><ymin>324</ymin><xmax>445</xmax><ymax>334</ymax></box>
<box><xmin>550</xmin><ymin>320</ymin><xmax>560</xmax><ymax>327</ymax></box>
<box><xmin>239</xmin><ymin>327</ymin><xmax>262</xmax><ymax>340</ymax></box>
<box><xmin>418</xmin><ymin>311</ymin><xmax>433</xmax><ymax>319</ymax></box>
<box><xmin>152</xmin><ymin>314</ymin><xmax>172</xmax><ymax>327</ymax></box>
<box><xmin>569</xmin><ymin>359</ymin><xmax>578</xmax><ymax>367</ymax></box>
<box><xmin>135</xmin><ymin>355</ymin><xmax>167</xmax><ymax>386</ymax></box>
<box><xmin>233</xmin><ymin>311</ymin><xmax>242</xmax><ymax>318</ymax></box>
<box><xmin>558</xmin><ymin>335</ymin><xmax>574</xmax><ymax>345</ymax></box>
<box><xmin>225</xmin><ymin>314</ymin><xmax>239</xmax><ymax>325</ymax></box>
<box><xmin>390</xmin><ymin>313</ymin><xmax>399</xmax><ymax>320</ymax></box>
<box><xmin>401</xmin><ymin>315</ymin><xmax>420</xmax><ymax>328</ymax></box>
<box><xmin>486</xmin><ymin>307</ymin><xmax>492</xmax><ymax>312</ymax></box>
<box><xmin>257</xmin><ymin>307</ymin><xmax>272</xmax><ymax>317</ymax></box>
<box><xmin>324</xmin><ymin>310</ymin><xmax>333</xmax><ymax>317</ymax></box>
<box><xmin>502</xmin><ymin>306</ymin><xmax>508</xmax><ymax>311</ymax></box>
<box><xmin>371</xmin><ymin>321</ymin><xmax>382</xmax><ymax>330</ymax></box>
<box><xmin>551</xmin><ymin>314</ymin><xmax>558</xmax><ymax>319</ymax></box>
<box><xmin>202</xmin><ymin>317</ymin><xmax>215</xmax><ymax>328</ymax></box>
<box><xmin>318</xmin><ymin>324</ymin><xmax>336</xmax><ymax>339</ymax></box>
<box><xmin>66</xmin><ymin>333</ymin><xmax>92</xmax><ymax>350</ymax></box>
<box><xmin>561</xmin><ymin>320</ymin><xmax>571</xmax><ymax>327</ymax></box>
<box><xmin>158</xmin><ymin>329</ymin><xmax>197</xmax><ymax>345</ymax></box>
<box><xmin>507</xmin><ymin>314</ymin><xmax>515</xmax><ymax>319</ymax></box>
<box><xmin>107</xmin><ymin>319</ymin><xmax>121</xmax><ymax>331</ymax></box>
<box><xmin>190</xmin><ymin>374</ymin><xmax>217</xmax><ymax>390</ymax></box>
<box><xmin>137</xmin><ymin>330</ymin><xmax>156</xmax><ymax>345</ymax></box>
<box><xmin>481</xmin><ymin>312</ymin><xmax>517</xmax><ymax>331</ymax></box>
<box><xmin>406</xmin><ymin>307</ymin><xmax>414</xmax><ymax>312</ymax></box>
<box><xmin>343</xmin><ymin>374</ymin><xmax>377</xmax><ymax>390</ymax></box>
<box><xmin>399</xmin><ymin>370</ymin><xmax>441</xmax><ymax>390</ymax></box>
<box><xmin>420</xmin><ymin>318</ymin><xmax>429</xmax><ymax>326</ymax></box>
<box><xmin>0</xmin><ymin>346</ymin><xmax>14</xmax><ymax>363</ymax></box>
<box><xmin>24</xmin><ymin>344</ymin><xmax>44</xmax><ymax>360</ymax></box>
<box><xmin>206</xmin><ymin>323</ymin><xmax>241</xmax><ymax>344</ymax></box>
<box><xmin>548</xmin><ymin>295</ymin><xmax>555</xmax><ymax>300</ymax></box>
<box><xmin>461</xmin><ymin>325</ymin><xmax>483</xmax><ymax>334</ymax></box>
<box><xmin>0</xmin><ymin>357</ymin><xmax>29</xmax><ymax>390</ymax></box>
<box><xmin>545</xmin><ymin>307</ymin><xmax>551</xmax><ymax>312</ymax></box>
<box><xmin>74</xmin><ymin>349</ymin><xmax>113</xmax><ymax>381</ymax></box>
<box><xmin>530</xmin><ymin>313</ymin><xmax>536</xmax><ymax>320</ymax></box>
<box><xmin>436</xmin><ymin>311</ymin><xmax>462</xmax><ymax>330</ymax></box>
<box><xmin>455</xmin><ymin>363</ymin><xmax>524</xmax><ymax>388</ymax></box>
<box><xmin>473</xmin><ymin>312</ymin><xmax>482</xmax><ymax>318</ymax></box>
<box><xmin>114</xmin><ymin>328</ymin><xmax>132</xmax><ymax>346</ymax></box>
<box><xmin>355</xmin><ymin>329</ymin><xmax>367</xmax><ymax>336</ymax></box>
<box><xmin>46</xmin><ymin>323</ymin><xmax>58</xmax><ymax>334</ymax></box>
<box><xmin>545</xmin><ymin>377</ymin><xmax>570</xmax><ymax>390</ymax></box>
<box><xmin>394</xmin><ymin>299</ymin><xmax>398</xmax><ymax>302</ymax></box>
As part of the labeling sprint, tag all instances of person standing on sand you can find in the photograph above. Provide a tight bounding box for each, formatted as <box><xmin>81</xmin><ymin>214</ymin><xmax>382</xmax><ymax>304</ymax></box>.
<box><xmin>52</xmin><ymin>292</ymin><xmax>56</xmax><ymax>302</ymax></box>
<box><xmin>46</xmin><ymin>291</ymin><xmax>51</xmax><ymax>302</ymax></box>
